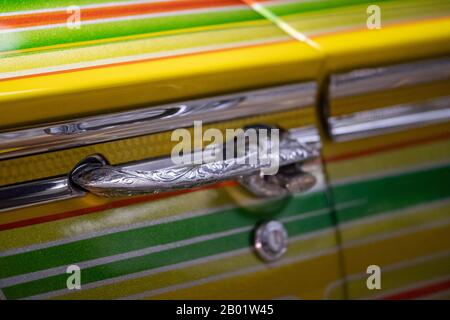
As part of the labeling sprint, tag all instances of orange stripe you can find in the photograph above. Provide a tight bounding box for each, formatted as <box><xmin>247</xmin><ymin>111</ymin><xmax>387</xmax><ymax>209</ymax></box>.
<box><xmin>325</xmin><ymin>131</ymin><xmax>450</xmax><ymax>163</ymax></box>
<box><xmin>0</xmin><ymin>0</ymin><xmax>245</xmax><ymax>29</ymax></box>
<box><xmin>0</xmin><ymin>38</ymin><xmax>292</xmax><ymax>82</ymax></box>
<box><xmin>0</xmin><ymin>180</ymin><xmax>237</xmax><ymax>231</ymax></box>
<box><xmin>381</xmin><ymin>279</ymin><xmax>450</xmax><ymax>300</ymax></box>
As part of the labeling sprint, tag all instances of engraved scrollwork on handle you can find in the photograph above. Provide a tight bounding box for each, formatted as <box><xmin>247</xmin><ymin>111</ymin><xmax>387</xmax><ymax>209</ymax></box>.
<box><xmin>71</xmin><ymin>129</ymin><xmax>320</xmax><ymax>198</ymax></box>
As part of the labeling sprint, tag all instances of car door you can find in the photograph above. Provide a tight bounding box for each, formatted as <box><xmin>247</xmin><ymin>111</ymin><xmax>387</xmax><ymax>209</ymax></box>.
<box><xmin>249</xmin><ymin>0</ymin><xmax>450</xmax><ymax>299</ymax></box>
<box><xmin>0</xmin><ymin>0</ymin><xmax>344</xmax><ymax>300</ymax></box>
<box><xmin>324</xmin><ymin>56</ymin><xmax>450</xmax><ymax>300</ymax></box>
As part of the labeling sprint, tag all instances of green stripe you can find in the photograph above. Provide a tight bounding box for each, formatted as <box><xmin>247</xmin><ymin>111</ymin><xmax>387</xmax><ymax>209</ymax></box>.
<box><xmin>2</xmin><ymin>164</ymin><xmax>450</xmax><ymax>299</ymax></box>
<box><xmin>0</xmin><ymin>0</ymin><xmax>140</xmax><ymax>13</ymax></box>
<box><xmin>267</xmin><ymin>0</ymin><xmax>392</xmax><ymax>16</ymax></box>
<box><xmin>333</xmin><ymin>164</ymin><xmax>450</xmax><ymax>223</ymax></box>
<box><xmin>283</xmin><ymin>0</ymin><xmax>450</xmax><ymax>36</ymax></box>
<box><xmin>3</xmin><ymin>0</ymin><xmax>445</xmax><ymax>53</ymax></box>
<box><xmin>0</xmin><ymin>0</ymin><xmax>398</xmax><ymax>53</ymax></box>
<box><xmin>266</xmin><ymin>0</ymin><xmax>447</xmax><ymax>17</ymax></box>
<box><xmin>0</xmin><ymin>9</ymin><xmax>263</xmax><ymax>52</ymax></box>
<box><xmin>3</xmin><ymin>213</ymin><xmax>333</xmax><ymax>300</ymax></box>
<box><xmin>0</xmin><ymin>191</ymin><xmax>330</xmax><ymax>279</ymax></box>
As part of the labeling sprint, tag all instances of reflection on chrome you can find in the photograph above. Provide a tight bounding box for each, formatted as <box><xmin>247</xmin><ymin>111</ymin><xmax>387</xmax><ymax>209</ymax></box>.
<box><xmin>329</xmin><ymin>96</ymin><xmax>450</xmax><ymax>141</ymax></box>
<box><xmin>70</xmin><ymin>128</ymin><xmax>320</xmax><ymax>198</ymax></box>
<box><xmin>330</xmin><ymin>57</ymin><xmax>450</xmax><ymax>99</ymax></box>
<box><xmin>0</xmin><ymin>82</ymin><xmax>316</xmax><ymax>160</ymax></box>
<box><xmin>0</xmin><ymin>177</ymin><xmax>84</xmax><ymax>212</ymax></box>
<box><xmin>0</xmin><ymin>126</ymin><xmax>321</xmax><ymax>211</ymax></box>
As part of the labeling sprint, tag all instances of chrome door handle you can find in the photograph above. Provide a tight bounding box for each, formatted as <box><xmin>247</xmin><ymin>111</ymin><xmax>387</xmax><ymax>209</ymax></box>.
<box><xmin>70</xmin><ymin>128</ymin><xmax>321</xmax><ymax>198</ymax></box>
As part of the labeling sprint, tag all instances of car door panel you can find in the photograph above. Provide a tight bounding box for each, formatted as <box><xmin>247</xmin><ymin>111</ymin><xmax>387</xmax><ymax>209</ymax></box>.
<box><xmin>0</xmin><ymin>0</ymin><xmax>349</xmax><ymax>300</ymax></box>
<box><xmin>250</xmin><ymin>0</ymin><xmax>450</xmax><ymax>299</ymax></box>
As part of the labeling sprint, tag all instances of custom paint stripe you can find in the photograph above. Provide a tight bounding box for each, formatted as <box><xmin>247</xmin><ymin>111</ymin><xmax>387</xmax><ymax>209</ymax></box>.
<box><xmin>0</xmin><ymin>152</ymin><xmax>447</xmax><ymax>249</ymax></box>
<box><xmin>341</xmin><ymin>224</ymin><xmax>450</xmax><ymax>299</ymax></box>
<box><xmin>325</xmin><ymin>131</ymin><xmax>450</xmax><ymax>163</ymax></box>
<box><xmin>53</xmin><ymin>229</ymin><xmax>338</xmax><ymax>300</ymax></box>
<box><xmin>0</xmin><ymin>0</ymin><xmax>392</xmax><ymax>32</ymax></box>
<box><xmin>0</xmin><ymin>1</ymin><xmax>180</xmax><ymax>13</ymax></box>
<box><xmin>323</xmin><ymin>122</ymin><xmax>450</xmax><ymax>184</ymax></box>
<box><xmin>289</xmin><ymin>1</ymin><xmax>450</xmax><ymax>36</ymax></box>
<box><xmin>1</xmin><ymin>208</ymin><xmax>334</xmax><ymax>299</ymax></box>
<box><xmin>58</xmin><ymin>196</ymin><xmax>450</xmax><ymax>299</ymax></box>
<box><xmin>331</xmin><ymin>163</ymin><xmax>450</xmax><ymax>223</ymax></box>
<box><xmin>323</xmin><ymin>124</ymin><xmax>450</xmax><ymax>299</ymax></box>
<box><xmin>0</xmin><ymin>37</ymin><xmax>291</xmax><ymax>82</ymax></box>
<box><xmin>3</xmin><ymin>0</ymin><xmax>448</xmax><ymax>81</ymax></box>
<box><xmin>339</xmin><ymin>198</ymin><xmax>450</xmax><ymax>243</ymax></box>
<box><xmin>0</xmin><ymin>150</ymin><xmax>445</xmax><ymax>252</ymax></box>
<box><xmin>3</xmin><ymin>0</ymin><xmax>444</xmax><ymax>52</ymax></box>
<box><xmin>0</xmin><ymin>1</ymin><xmax>250</xmax><ymax>29</ymax></box>
<box><xmin>325</xmin><ymin>250</ymin><xmax>450</xmax><ymax>299</ymax></box>
<box><xmin>0</xmin><ymin>21</ymin><xmax>283</xmax><ymax>73</ymax></box>
<box><xmin>0</xmin><ymin>0</ymin><xmax>447</xmax><ymax>90</ymax></box>
<box><xmin>0</xmin><ymin>115</ymin><xmax>446</xmax><ymax>300</ymax></box>
<box><xmin>241</xmin><ymin>0</ymin><xmax>321</xmax><ymax>50</ymax></box>
<box><xmin>419</xmin><ymin>289</ymin><xmax>450</xmax><ymax>300</ymax></box>
<box><xmin>382</xmin><ymin>278</ymin><xmax>450</xmax><ymax>300</ymax></box>
<box><xmin>0</xmin><ymin>0</ymin><xmax>281</xmax><ymax>83</ymax></box>
<box><xmin>0</xmin><ymin>191</ymin><xmax>330</xmax><ymax>275</ymax></box>
<box><xmin>1</xmin><ymin>163</ymin><xmax>450</xmax><ymax>299</ymax></box>
<box><xmin>0</xmin><ymin>182</ymin><xmax>239</xmax><ymax>240</ymax></box>
<box><xmin>255</xmin><ymin>0</ymin><xmax>450</xmax><ymax>37</ymax></box>
<box><xmin>4</xmin><ymin>212</ymin><xmax>332</xmax><ymax>295</ymax></box>
<box><xmin>0</xmin><ymin>4</ymin><xmax>263</xmax><ymax>51</ymax></box>
<box><xmin>363</xmin><ymin>254</ymin><xmax>450</xmax><ymax>300</ymax></box>
<box><xmin>327</xmin><ymin>138</ymin><xmax>450</xmax><ymax>185</ymax></box>
<box><xmin>339</xmin><ymin>216</ymin><xmax>450</xmax><ymax>297</ymax></box>
<box><xmin>134</xmin><ymin>248</ymin><xmax>340</xmax><ymax>300</ymax></box>
<box><xmin>323</xmin><ymin>122</ymin><xmax>450</xmax><ymax>160</ymax></box>
<box><xmin>0</xmin><ymin>29</ymin><xmax>289</xmax><ymax>81</ymax></box>
<box><xmin>144</xmin><ymin>223</ymin><xmax>450</xmax><ymax>300</ymax></box>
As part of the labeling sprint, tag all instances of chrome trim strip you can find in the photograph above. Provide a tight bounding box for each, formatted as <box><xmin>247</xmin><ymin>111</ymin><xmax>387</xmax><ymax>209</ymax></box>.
<box><xmin>329</xmin><ymin>96</ymin><xmax>450</xmax><ymax>141</ymax></box>
<box><xmin>330</xmin><ymin>57</ymin><xmax>450</xmax><ymax>99</ymax></box>
<box><xmin>0</xmin><ymin>127</ymin><xmax>320</xmax><ymax>211</ymax></box>
<box><xmin>0</xmin><ymin>82</ymin><xmax>316</xmax><ymax>160</ymax></box>
<box><xmin>0</xmin><ymin>177</ymin><xmax>84</xmax><ymax>212</ymax></box>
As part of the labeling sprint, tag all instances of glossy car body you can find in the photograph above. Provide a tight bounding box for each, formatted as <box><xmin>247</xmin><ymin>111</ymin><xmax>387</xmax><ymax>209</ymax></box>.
<box><xmin>0</xmin><ymin>0</ymin><xmax>449</xmax><ymax>300</ymax></box>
